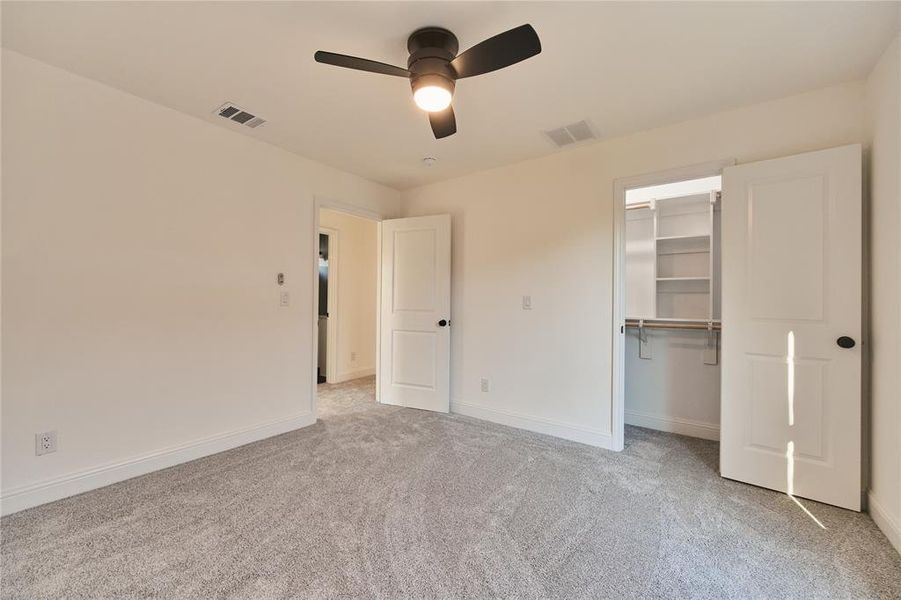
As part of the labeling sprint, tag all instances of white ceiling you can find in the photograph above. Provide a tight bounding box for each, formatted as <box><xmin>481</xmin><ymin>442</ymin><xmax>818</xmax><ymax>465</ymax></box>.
<box><xmin>3</xmin><ymin>2</ymin><xmax>899</xmax><ymax>189</ymax></box>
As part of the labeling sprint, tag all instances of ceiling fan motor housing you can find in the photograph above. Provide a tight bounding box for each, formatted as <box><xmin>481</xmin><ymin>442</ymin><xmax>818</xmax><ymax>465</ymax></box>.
<box><xmin>407</xmin><ymin>27</ymin><xmax>459</xmax><ymax>93</ymax></box>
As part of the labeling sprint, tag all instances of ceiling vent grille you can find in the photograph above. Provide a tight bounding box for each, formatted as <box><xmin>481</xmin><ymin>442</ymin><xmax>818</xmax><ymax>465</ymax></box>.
<box><xmin>543</xmin><ymin>120</ymin><xmax>597</xmax><ymax>148</ymax></box>
<box><xmin>215</xmin><ymin>103</ymin><xmax>267</xmax><ymax>129</ymax></box>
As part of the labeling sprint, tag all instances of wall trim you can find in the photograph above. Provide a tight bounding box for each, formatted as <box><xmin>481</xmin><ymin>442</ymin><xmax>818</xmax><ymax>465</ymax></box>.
<box><xmin>0</xmin><ymin>411</ymin><xmax>317</xmax><ymax>516</ymax></box>
<box><xmin>450</xmin><ymin>399</ymin><xmax>615</xmax><ymax>449</ymax></box>
<box><xmin>335</xmin><ymin>368</ymin><xmax>376</xmax><ymax>383</ymax></box>
<box><xmin>624</xmin><ymin>409</ymin><xmax>720</xmax><ymax>441</ymax></box>
<box><xmin>869</xmin><ymin>491</ymin><xmax>901</xmax><ymax>556</ymax></box>
<box><xmin>315</xmin><ymin>195</ymin><xmax>387</xmax><ymax>222</ymax></box>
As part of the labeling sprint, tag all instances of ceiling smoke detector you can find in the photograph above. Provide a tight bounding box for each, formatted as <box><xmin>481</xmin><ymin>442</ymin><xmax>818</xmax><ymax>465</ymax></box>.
<box><xmin>215</xmin><ymin>102</ymin><xmax>267</xmax><ymax>129</ymax></box>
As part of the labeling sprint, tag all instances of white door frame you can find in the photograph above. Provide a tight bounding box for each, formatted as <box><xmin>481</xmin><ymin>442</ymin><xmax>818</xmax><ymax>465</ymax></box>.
<box><xmin>311</xmin><ymin>196</ymin><xmax>385</xmax><ymax>420</ymax></box>
<box><xmin>611</xmin><ymin>159</ymin><xmax>734</xmax><ymax>451</ymax></box>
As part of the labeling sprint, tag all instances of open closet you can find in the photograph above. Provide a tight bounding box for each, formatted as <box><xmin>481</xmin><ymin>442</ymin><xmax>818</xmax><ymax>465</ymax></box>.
<box><xmin>617</xmin><ymin>145</ymin><xmax>862</xmax><ymax>509</ymax></box>
<box><xmin>624</xmin><ymin>176</ymin><xmax>722</xmax><ymax>441</ymax></box>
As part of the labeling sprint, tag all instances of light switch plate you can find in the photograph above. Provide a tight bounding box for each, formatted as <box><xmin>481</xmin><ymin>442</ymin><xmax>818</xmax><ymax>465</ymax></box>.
<box><xmin>522</xmin><ymin>295</ymin><xmax>532</xmax><ymax>310</ymax></box>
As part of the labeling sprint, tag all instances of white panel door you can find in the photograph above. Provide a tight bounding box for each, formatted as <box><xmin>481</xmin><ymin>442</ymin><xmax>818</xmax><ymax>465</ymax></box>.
<box><xmin>721</xmin><ymin>144</ymin><xmax>862</xmax><ymax>511</ymax></box>
<box><xmin>379</xmin><ymin>215</ymin><xmax>451</xmax><ymax>412</ymax></box>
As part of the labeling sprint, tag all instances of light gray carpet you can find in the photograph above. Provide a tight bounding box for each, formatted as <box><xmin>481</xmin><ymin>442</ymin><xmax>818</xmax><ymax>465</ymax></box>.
<box><xmin>2</xmin><ymin>376</ymin><xmax>900</xmax><ymax>599</ymax></box>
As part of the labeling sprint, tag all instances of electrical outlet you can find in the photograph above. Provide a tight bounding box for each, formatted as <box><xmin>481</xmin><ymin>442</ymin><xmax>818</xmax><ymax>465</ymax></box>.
<box><xmin>279</xmin><ymin>291</ymin><xmax>290</xmax><ymax>307</ymax></box>
<box><xmin>35</xmin><ymin>431</ymin><xmax>57</xmax><ymax>456</ymax></box>
<box><xmin>350</xmin><ymin>352</ymin><xmax>357</xmax><ymax>364</ymax></box>
<box><xmin>522</xmin><ymin>295</ymin><xmax>532</xmax><ymax>310</ymax></box>
<box><xmin>480</xmin><ymin>377</ymin><xmax>490</xmax><ymax>393</ymax></box>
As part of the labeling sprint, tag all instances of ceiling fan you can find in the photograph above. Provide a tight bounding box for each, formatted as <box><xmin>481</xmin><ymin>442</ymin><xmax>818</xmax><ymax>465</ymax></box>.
<box><xmin>314</xmin><ymin>24</ymin><xmax>541</xmax><ymax>139</ymax></box>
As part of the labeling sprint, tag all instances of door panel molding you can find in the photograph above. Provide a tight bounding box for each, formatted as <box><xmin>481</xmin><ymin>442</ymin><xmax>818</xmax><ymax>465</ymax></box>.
<box><xmin>379</xmin><ymin>215</ymin><xmax>451</xmax><ymax>412</ymax></box>
<box><xmin>721</xmin><ymin>144</ymin><xmax>862</xmax><ymax>511</ymax></box>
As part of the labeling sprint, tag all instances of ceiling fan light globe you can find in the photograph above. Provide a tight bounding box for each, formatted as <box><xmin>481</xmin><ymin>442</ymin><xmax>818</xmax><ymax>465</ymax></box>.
<box><xmin>413</xmin><ymin>85</ymin><xmax>453</xmax><ymax>112</ymax></box>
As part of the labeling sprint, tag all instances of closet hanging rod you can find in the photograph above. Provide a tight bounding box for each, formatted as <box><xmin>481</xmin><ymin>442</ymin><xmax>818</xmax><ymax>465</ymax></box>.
<box><xmin>626</xmin><ymin>201</ymin><xmax>651</xmax><ymax>211</ymax></box>
<box><xmin>625</xmin><ymin>318</ymin><xmax>722</xmax><ymax>331</ymax></box>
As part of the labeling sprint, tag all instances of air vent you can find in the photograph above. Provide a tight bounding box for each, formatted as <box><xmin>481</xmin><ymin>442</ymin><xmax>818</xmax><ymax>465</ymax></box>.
<box><xmin>543</xmin><ymin>120</ymin><xmax>597</xmax><ymax>148</ymax></box>
<box><xmin>215</xmin><ymin>103</ymin><xmax>267</xmax><ymax>129</ymax></box>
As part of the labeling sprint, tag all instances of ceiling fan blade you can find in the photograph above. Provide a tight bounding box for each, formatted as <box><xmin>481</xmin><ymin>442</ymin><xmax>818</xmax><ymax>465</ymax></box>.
<box><xmin>429</xmin><ymin>106</ymin><xmax>456</xmax><ymax>139</ymax></box>
<box><xmin>314</xmin><ymin>51</ymin><xmax>410</xmax><ymax>78</ymax></box>
<box><xmin>449</xmin><ymin>24</ymin><xmax>541</xmax><ymax>79</ymax></box>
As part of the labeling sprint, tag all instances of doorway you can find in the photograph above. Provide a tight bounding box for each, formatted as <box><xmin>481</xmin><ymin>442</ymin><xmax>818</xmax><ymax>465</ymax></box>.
<box><xmin>316</xmin><ymin>208</ymin><xmax>379</xmax><ymax>392</ymax></box>
<box><xmin>612</xmin><ymin>146</ymin><xmax>863</xmax><ymax>511</ymax></box>
<box><xmin>312</xmin><ymin>204</ymin><xmax>453</xmax><ymax>420</ymax></box>
<box><xmin>317</xmin><ymin>229</ymin><xmax>335</xmax><ymax>384</ymax></box>
<box><xmin>614</xmin><ymin>166</ymin><xmax>726</xmax><ymax>452</ymax></box>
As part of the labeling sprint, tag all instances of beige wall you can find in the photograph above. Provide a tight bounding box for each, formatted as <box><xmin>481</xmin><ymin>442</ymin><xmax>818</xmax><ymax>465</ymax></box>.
<box><xmin>3</xmin><ymin>37</ymin><xmax>898</xmax><ymax>536</ymax></box>
<box><xmin>866</xmin><ymin>32</ymin><xmax>901</xmax><ymax>552</ymax></box>
<box><xmin>0</xmin><ymin>50</ymin><xmax>399</xmax><ymax>513</ymax></box>
<box><xmin>319</xmin><ymin>209</ymin><xmax>378</xmax><ymax>382</ymax></box>
<box><xmin>401</xmin><ymin>82</ymin><xmax>867</xmax><ymax>447</ymax></box>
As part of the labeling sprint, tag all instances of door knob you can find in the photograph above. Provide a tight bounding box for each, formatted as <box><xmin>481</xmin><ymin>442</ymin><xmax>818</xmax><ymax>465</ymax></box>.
<box><xmin>836</xmin><ymin>336</ymin><xmax>856</xmax><ymax>349</ymax></box>
<box><xmin>437</xmin><ymin>319</ymin><xmax>448</xmax><ymax>327</ymax></box>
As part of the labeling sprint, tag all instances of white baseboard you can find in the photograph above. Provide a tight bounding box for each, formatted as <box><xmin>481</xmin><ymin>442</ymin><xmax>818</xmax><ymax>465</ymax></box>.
<box><xmin>333</xmin><ymin>367</ymin><xmax>375</xmax><ymax>383</ymax></box>
<box><xmin>0</xmin><ymin>411</ymin><xmax>317</xmax><ymax>516</ymax></box>
<box><xmin>869</xmin><ymin>491</ymin><xmax>901</xmax><ymax>556</ymax></box>
<box><xmin>450</xmin><ymin>399</ymin><xmax>615</xmax><ymax>450</ymax></box>
<box><xmin>625</xmin><ymin>409</ymin><xmax>720</xmax><ymax>441</ymax></box>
